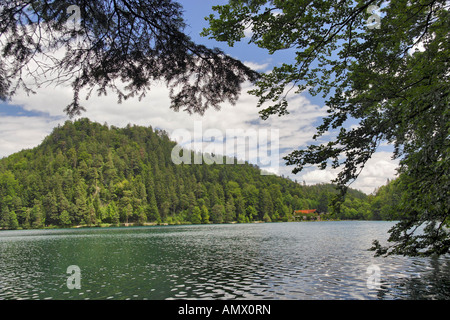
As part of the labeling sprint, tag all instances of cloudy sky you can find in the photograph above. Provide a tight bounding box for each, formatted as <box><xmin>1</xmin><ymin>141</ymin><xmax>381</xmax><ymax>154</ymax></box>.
<box><xmin>0</xmin><ymin>0</ymin><xmax>399</xmax><ymax>194</ymax></box>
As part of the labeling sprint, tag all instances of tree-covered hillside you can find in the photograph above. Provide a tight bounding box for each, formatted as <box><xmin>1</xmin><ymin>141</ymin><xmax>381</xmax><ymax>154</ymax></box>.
<box><xmin>0</xmin><ymin>118</ymin><xmax>375</xmax><ymax>229</ymax></box>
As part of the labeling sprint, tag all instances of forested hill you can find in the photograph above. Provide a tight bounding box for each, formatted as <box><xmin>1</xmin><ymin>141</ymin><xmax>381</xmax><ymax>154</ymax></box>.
<box><xmin>0</xmin><ymin>118</ymin><xmax>375</xmax><ymax>229</ymax></box>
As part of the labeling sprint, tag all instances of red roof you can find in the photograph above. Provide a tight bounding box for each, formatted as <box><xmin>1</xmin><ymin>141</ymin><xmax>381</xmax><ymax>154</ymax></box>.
<box><xmin>294</xmin><ymin>209</ymin><xmax>317</xmax><ymax>214</ymax></box>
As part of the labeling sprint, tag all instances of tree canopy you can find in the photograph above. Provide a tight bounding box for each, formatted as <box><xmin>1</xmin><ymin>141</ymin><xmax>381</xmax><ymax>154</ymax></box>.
<box><xmin>203</xmin><ymin>0</ymin><xmax>449</xmax><ymax>256</ymax></box>
<box><xmin>0</xmin><ymin>0</ymin><xmax>258</xmax><ymax>116</ymax></box>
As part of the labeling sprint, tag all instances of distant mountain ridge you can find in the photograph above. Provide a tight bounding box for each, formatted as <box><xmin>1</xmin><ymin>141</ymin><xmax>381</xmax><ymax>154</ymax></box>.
<box><xmin>0</xmin><ymin>118</ymin><xmax>374</xmax><ymax>229</ymax></box>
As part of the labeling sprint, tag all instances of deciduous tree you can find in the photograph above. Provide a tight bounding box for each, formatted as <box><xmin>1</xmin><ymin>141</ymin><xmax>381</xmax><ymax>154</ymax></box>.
<box><xmin>203</xmin><ymin>0</ymin><xmax>449</xmax><ymax>256</ymax></box>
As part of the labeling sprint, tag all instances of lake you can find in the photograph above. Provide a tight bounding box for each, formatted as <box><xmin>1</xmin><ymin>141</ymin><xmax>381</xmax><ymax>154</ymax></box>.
<box><xmin>0</xmin><ymin>221</ymin><xmax>449</xmax><ymax>300</ymax></box>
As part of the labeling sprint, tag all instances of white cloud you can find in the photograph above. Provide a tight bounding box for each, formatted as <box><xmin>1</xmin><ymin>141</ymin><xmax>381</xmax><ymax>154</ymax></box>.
<box><xmin>244</xmin><ymin>61</ymin><xmax>269</xmax><ymax>71</ymax></box>
<box><xmin>299</xmin><ymin>168</ymin><xmax>338</xmax><ymax>185</ymax></box>
<box><xmin>0</xmin><ymin>115</ymin><xmax>66</xmax><ymax>158</ymax></box>
<box><xmin>284</xmin><ymin>151</ymin><xmax>399</xmax><ymax>194</ymax></box>
<box><xmin>243</xmin><ymin>24</ymin><xmax>253</xmax><ymax>39</ymax></box>
<box><xmin>355</xmin><ymin>151</ymin><xmax>399</xmax><ymax>193</ymax></box>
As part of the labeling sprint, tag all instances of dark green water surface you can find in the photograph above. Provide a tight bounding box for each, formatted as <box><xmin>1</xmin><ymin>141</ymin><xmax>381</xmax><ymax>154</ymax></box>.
<box><xmin>0</xmin><ymin>221</ymin><xmax>449</xmax><ymax>300</ymax></box>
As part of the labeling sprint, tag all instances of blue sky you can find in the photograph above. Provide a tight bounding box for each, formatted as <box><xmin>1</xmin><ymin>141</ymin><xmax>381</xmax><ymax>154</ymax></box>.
<box><xmin>0</xmin><ymin>1</ymin><xmax>399</xmax><ymax>194</ymax></box>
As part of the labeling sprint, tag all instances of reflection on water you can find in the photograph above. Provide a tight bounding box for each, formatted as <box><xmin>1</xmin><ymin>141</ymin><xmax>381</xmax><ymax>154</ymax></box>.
<box><xmin>0</xmin><ymin>221</ymin><xmax>449</xmax><ymax>300</ymax></box>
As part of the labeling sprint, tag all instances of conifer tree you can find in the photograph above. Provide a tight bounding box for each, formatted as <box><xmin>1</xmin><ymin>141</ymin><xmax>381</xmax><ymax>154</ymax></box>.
<box><xmin>201</xmin><ymin>205</ymin><xmax>210</xmax><ymax>224</ymax></box>
<box><xmin>211</xmin><ymin>204</ymin><xmax>225</xmax><ymax>224</ymax></box>
<box><xmin>191</xmin><ymin>206</ymin><xmax>202</xmax><ymax>224</ymax></box>
<box><xmin>224</xmin><ymin>197</ymin><xmax>235</xmax><ymax>223</ymax></box>
<box><xmin>0</xmin><ymin>206</ymin><xmax>10</xmax><ymax>229</ymax></box>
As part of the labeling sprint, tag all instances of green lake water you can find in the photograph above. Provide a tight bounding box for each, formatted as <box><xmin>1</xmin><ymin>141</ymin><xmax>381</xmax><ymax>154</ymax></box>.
<box><xmin>0</xmin><ymin>221</ymin><xmax>449</xmax><ymax>300</ymax></box>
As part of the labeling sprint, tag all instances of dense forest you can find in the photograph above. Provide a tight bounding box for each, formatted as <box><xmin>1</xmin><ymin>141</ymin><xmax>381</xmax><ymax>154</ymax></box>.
<box><xmin>0</xmin><ymin>118</ymin><xmax>398</xmax><ymax>229</ymax></box>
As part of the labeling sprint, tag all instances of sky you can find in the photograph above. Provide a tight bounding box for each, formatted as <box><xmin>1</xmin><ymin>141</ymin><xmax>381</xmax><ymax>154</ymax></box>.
<box><xmin>0</xmin><ymin>0</ymin><xmax>399</xmax><ymax>194</ymax></box>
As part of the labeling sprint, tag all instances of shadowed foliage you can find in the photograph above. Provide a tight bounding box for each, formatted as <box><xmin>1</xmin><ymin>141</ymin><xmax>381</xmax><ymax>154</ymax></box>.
<box><xmin>0</xmin><ymin>0</ymin><xmax>259</xmax><ymax>116</ymax></box>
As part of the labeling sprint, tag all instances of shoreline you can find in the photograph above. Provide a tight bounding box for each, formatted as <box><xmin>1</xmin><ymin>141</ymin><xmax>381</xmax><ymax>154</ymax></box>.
<box><xmin>0</xmin><ymin>219</ymin><xmax>396</xmax><ymax>232</ymax></box>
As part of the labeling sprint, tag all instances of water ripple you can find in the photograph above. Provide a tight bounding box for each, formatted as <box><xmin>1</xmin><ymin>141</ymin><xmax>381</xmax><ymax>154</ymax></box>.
<box><xmin>1</xmin><ymin>222</ymin><xmax>449</xmax><ymax>300</ymax></box>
